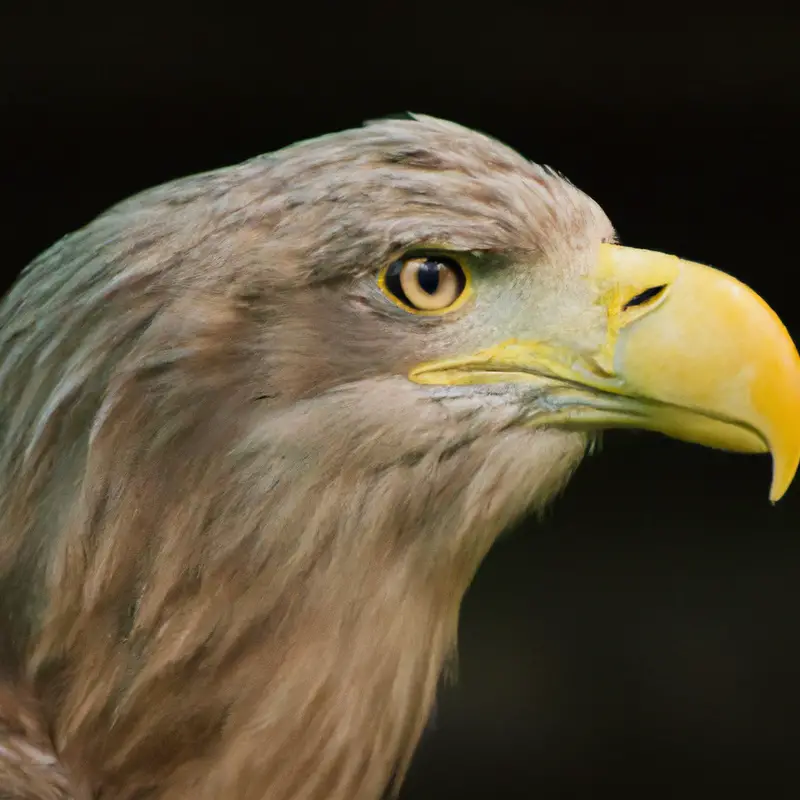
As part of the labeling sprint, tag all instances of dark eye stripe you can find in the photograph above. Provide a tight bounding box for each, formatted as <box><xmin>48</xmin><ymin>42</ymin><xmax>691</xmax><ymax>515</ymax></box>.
<box><xmin>623</xmin><ymin>284</ymin><xmax>667</xmax><ymax>310</ymax></box>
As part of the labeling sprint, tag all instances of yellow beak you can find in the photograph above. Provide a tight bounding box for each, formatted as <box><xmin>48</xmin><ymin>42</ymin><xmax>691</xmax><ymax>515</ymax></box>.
<box><xmin>410</xmin><ymin>244</ymin><xmax>800</xmax><ymax>502</ymax></box>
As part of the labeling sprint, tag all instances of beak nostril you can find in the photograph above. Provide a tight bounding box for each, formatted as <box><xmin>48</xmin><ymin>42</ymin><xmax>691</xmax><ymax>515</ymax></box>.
<box><xmin>623</xmin><ymin>284</ymin><xmax>668</xmax><ymax>311</ymax></box>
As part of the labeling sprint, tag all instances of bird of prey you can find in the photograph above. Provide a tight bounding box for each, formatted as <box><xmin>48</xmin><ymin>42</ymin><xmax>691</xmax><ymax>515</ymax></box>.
<box><xmin>0</xmin><ymin>115</ymin><xmax>797</xmax><ymax>800</ymax></box>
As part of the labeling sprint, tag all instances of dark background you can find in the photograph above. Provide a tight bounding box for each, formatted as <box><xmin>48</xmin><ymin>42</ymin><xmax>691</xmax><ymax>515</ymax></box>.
<box><xmin>3</xmin><ymin>10</ymin><xmax>800</xmax><ymax>798</ymax></box>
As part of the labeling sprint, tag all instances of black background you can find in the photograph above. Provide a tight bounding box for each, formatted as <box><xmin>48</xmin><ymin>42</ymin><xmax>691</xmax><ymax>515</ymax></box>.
<box><xmin>3</xmin><ymin>10</ymin><xmax>800</xmax><ymax>798</ymax></box>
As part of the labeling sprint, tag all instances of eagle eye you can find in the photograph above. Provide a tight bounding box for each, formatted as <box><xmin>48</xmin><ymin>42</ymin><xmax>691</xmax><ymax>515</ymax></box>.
<box><xmin>379</xmin><ymin>256</ymin><xmax>470</xmax><ymax>314</ymax></box>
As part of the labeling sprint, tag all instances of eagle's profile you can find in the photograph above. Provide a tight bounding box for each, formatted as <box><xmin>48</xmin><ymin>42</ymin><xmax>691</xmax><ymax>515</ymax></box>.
<box><xmin>0</xmin><ymin>115</ymin><xmax>797</xmax><ymax>800</ymax></box>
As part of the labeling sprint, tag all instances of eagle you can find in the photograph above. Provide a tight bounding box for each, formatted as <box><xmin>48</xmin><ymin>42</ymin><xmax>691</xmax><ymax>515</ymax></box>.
<box><xmin>0</xmin><ymin>115</ymin><xmax>797</xmax><ymax>800</ymax></box>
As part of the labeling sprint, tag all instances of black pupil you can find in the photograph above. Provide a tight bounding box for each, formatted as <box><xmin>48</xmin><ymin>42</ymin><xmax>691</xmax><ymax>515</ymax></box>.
<box><xmin>417</xmin><ymin>260</ymin><xmax>441</xmax><ymax>295</ymax></box>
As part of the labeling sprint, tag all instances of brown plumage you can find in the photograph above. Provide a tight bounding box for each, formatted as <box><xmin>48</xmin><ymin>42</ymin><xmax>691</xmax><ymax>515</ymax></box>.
<box><xmin>0</xmin><ymin>115</ymin><xmax>797</xmax><ymax>799</ymax></box>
